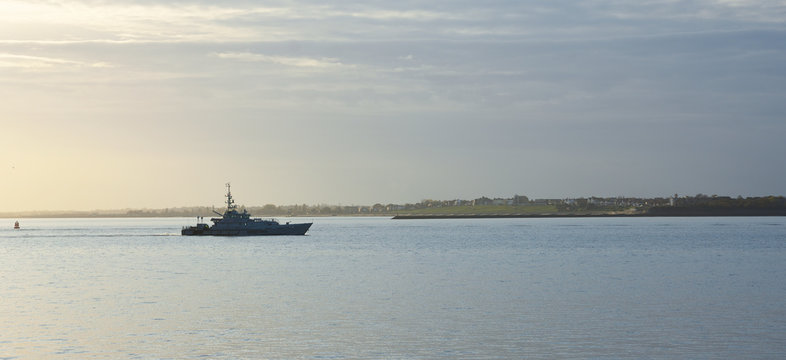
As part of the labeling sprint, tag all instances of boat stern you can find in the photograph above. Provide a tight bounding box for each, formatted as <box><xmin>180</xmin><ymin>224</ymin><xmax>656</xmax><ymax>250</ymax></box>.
<box><xmin>182</xmin><ymin>223</ymin><xmax>210</xmax><ymax>236</ymax></box>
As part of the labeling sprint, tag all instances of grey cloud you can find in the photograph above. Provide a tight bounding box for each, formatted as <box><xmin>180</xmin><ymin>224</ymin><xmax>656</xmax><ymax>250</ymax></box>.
<box><xmin>3</xmin><ymin>0</ymin><xmax>785</xmax><ymax>204</ymax></box>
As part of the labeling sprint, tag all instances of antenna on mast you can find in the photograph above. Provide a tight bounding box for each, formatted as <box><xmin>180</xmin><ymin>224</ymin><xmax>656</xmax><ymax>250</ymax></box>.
<box><xmin>225</xmin><ymin>182</ymin><xmax>237</xmax><ymax>210</ymax></box>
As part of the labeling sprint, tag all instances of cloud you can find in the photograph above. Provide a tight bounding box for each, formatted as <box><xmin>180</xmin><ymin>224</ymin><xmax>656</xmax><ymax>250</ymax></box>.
<box><xmin>0</xmin><ymin>53</ymin><xmax>111</xmax><ymax>69</ymax></box>
<box><xmin>0</xmin><ymin>1</ymin><xmax>471</xmax><ymax>44</ymax></box>
<box><xmin>1</xmin><ymin>0</ymin><xmax>783</xmax><ymax>46</ymax></box>
<box><xmin>2</xmin><ymin>0</ymin><xmax>785</xmax><ymax>208</ymax></box>
<box><xmin>0</xmin><ymin>1</ymin><xmax>283</xmax><ymax>43</ymax></box>
<box><xmin>597</xmin><ymin>0</ymin><xmax>786</xmax><ymax>24</ymax></box>
<box><xmin>214</xmin><ymin>52</ymin><xmax>350</xmax><ymax>69</ymax></box>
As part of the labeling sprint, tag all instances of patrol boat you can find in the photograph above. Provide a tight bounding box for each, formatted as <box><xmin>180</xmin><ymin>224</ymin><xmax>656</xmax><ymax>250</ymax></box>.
<box><xmin>182</xmin><ymin>183</ymin><xmax>312</xmax><ymax>236</ymax></box>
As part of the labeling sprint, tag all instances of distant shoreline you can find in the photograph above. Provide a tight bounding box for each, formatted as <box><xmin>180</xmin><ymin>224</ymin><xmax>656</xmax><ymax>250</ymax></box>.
<box><xmin>4</xmin><ymin>204</ymin><xmax>785</xmax><ymax>219</ymax></box>
<box><xmin>4</xmin><ymin>211</ymin><xmax>785</xmax><ymax>219</ymax></box>
<box><xmin>393</xmin><ymin>208</ymin><xmax>786</xmax><ymax>219</ymax></box>
<box><xmin>392</xmin><ymin>213</ymin><xmax>786</xmax><ymax>219</ymax></box>
<box><xmin>393</xmin><ymin>214</ymin><xmax>639</xmax><ymax>219</ymax></box>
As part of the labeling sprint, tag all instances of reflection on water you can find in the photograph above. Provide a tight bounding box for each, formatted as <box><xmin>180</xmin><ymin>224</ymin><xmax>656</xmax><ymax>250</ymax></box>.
<box><xmin>1</xmin><ymin>217</ymin><xmax>785</xmax><ymax>359</ymax></box>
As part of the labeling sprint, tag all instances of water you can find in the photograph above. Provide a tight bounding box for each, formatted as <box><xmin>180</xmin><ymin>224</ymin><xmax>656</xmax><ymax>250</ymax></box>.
<box><xmin>1</xmin><ymin>216</ymin><xmax>785</xmax><ymax>359</ymax></box>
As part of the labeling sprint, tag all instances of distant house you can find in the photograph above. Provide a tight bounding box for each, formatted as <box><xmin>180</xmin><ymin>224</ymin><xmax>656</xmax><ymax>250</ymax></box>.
<box><xmin>473</xmin><ymin>197</ymin><xmax>493</xmax><ymax>206</ymax></box>
<box><xmin>513</xmin><ymin>195</ymin><xmax>529</xmax><ymax>205</ymax></box>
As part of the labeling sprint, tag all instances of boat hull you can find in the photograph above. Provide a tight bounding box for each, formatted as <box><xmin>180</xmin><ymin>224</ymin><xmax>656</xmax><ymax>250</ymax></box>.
<box><xmin>182</xmin><ymin>222</ymin><xmax>312</xmax><ymax>236</ymax></box>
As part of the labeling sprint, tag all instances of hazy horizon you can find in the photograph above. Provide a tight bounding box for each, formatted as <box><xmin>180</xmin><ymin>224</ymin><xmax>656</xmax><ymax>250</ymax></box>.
<box><xmin>2</xmin><ymin>192</ymin><xmax>784</xmax><ymax>215</ymax></box>
<box><xmin>2</xmin><ymin>1</ymin><xmax>785</xmax><ymax>212</ymax></box>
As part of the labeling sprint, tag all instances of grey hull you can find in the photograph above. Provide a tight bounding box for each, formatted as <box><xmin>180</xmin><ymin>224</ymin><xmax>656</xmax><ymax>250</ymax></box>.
<box><xmin>182</xmin><ymin>222</ymin><xmax>312</xmax><ymax>236</ymax></box>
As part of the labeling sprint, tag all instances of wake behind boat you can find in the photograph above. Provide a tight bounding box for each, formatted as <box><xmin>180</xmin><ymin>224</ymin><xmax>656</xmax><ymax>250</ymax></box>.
<box><xmin>182</xmin><ymin>183</ymin><xmax>312</xmax><ymax>236</ymax></box>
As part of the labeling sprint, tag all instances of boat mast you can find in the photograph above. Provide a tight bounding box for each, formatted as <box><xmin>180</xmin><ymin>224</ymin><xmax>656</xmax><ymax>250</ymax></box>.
<box><xmin>225</xmin><ymin>182</ymin><xmax>237</xmax><ymax>211</ymax></box>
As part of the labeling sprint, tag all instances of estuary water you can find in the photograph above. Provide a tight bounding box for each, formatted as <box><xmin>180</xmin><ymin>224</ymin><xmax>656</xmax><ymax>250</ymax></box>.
<box><xmin>1</xmin><ymin>216</ymin><xmax>785</xmax><ymax>359</ymax></box>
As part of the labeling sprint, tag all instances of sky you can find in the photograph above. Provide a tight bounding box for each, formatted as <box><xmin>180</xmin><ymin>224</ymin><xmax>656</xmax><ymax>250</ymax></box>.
<box><xmin>1</xmin><ymin>0</ymin><xmax>785</xmax><ymax>211</ymax></box>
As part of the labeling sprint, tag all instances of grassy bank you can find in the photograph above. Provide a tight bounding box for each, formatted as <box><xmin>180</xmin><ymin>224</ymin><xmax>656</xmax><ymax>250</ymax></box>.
<box><xmin>390</xmin><ymin>204</ymin><xmax>560</xmax><ymax>216</ymax></box>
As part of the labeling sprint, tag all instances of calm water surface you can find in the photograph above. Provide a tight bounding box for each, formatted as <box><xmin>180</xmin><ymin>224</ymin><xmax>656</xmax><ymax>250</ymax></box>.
<box><xmin>1</xmin><ymin>216</ymin><xmax>785</xmax><ymax>359</ymax></box>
